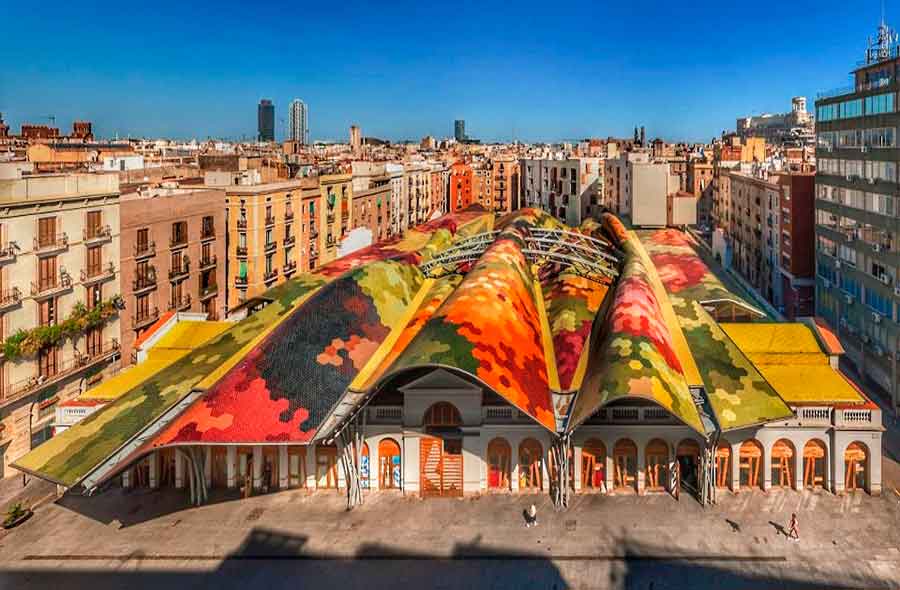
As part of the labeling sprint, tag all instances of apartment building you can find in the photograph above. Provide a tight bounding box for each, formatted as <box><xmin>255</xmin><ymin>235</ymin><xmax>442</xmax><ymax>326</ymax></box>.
<box><xmin>520</xmin><ymin>157</ymin><xmax>601</xmax><ymax>225</ymax></box>
<box><xmin>319</xmin><ymin>174</ymin><xmax>353</xmax><ymax>262</ymax></box>
<box><xmin>429</xmin><ymin>163</ymin><xmax>449</xmax><ymax>217</ymax></box>
<box><xmin>489</xmin><ymin>156</ymin><xmax>519</xmax><ymax>214</ymax></box>
<box><xmin>119</xmin><ymin>187</ymin><xmax>226</xmax><ymax>363</ymax></box>
<box><xmin>403</xmin><ymin>163</ymin><xmax>431</xmax><ymax>229</ymax></box>
<box><xmin>687</xmin><ymin>159</ymin><xmax>714</xmax><ymax>228</ymax></box>
<box><xmin>225</xmin><ymin>179</ymin><xmax>308</xmax><ymax>307</ymax></box>
<box><xmin>449</xmin><ymin>161</ymin><xmax>474</xmax><ymax>212</ymax></box>
<box><xmin>384</xmin><ymin>164</ymin><xmax>404</xmax><ymax>237</ymax></box>
<box><xmin>814</xmin><ymin>20</ymin><xmax>900</xmax><ymax>408</ymax></box>
<box><xmin>351</xmin><ymin>184</ymin><xmax>391</xmax><ymax>241</ymax></box>
<box><xmin>605</xmin><ymin>152</ymin><xmax>678</xmax><ymax>227</ymax></box>
<box><xmin>0</xmin><ymin>172</ymin><xmax>122</xmax><ymax>477</ymax></box>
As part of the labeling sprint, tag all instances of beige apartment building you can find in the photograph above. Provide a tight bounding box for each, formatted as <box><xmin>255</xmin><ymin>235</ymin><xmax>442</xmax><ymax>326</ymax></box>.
<box><xmin>0</xmin><ymin>172</ymin><xmax>122</xmax><ymax>477</ymax></box>
<box><xmin>351</xmin><ymin>184</ymin><xmax>391</xmax><ymax>242</ymax></box>
<box><xmin>403</xmin><ymin>164</ymin><xmax>431</xmax><ymax>229</ymax></box>
<box><xmin>226</xmin><ymin>179</ymin><xmax>309</xmax><ymax>307</ymax></box>
<box><xmin>489</xmin><ymin>156</ymin><xmax>520</xmax><ymax>214</ymax></box>
<box><xmin>319</xmin><ymin>174</ymin><xmax>353</xmax><ymax>262</ymax></box>
<box><xmin>119</xmin><ymin>187</ymin><xmax>226</xmax><ymax>364</ymax></box>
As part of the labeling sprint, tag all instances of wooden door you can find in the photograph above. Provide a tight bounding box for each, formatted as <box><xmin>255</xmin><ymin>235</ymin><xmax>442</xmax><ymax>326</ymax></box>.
<box><xmin>419</xmin><ymin>436</ymin><xmax>463</xmax><ymax>497</ymax></box>
<box><xmin>211</xmin><ymin>447</ymin><xmax>228</xmax><ymax>488</ymax></box>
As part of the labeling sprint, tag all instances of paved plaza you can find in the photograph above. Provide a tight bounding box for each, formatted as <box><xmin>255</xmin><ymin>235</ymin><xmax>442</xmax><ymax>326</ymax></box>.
<box><xmin>2</xmin><ymin>485</ymin><xmax>900</xmax><ymax>590</ymax></box>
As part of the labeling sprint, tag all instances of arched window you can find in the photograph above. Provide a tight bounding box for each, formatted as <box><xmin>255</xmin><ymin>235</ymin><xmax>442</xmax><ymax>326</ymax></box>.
<box><xmin>771</xmin><ymin>439</ymin><xmax>796</xmax><ymax>489</ymax></box>
<box><xmin>581</xmin><ymin>439</ymin><xmax>607</xmax><ymax>491</ymax></box>
<box><xmin>715</xmin><ymin>441</ymin><xmax>732</xmax><ymax>489</ymax></box>
<box><xmin>845</xmin><ymin>441</ymin><xmax>869</xmax><ymax>492</ymax></box>
<box><xmin>613</xmin><ymin>439</ymin><xmax>638</xmax><ymax>491</ymax></box>
<box><xmin>519</xmin><ymin>438</ymin><xmax>543</xmax><ymax>491</ymax></box>
<box><xmin>424</xmin><ymin>402</ymin><xmax>462</xmax><ymax>427</ymax></box>
<box><xmin>803</xmin><ymin>439</ymin><xmax>827</xmax><ymax>489</ymax></box>
<box><xmin>739</xmin><ymin>440</ymin><xmax>763</xmax><ymax>490</ymax></box>
<box><xmin>378</xmin><ymin>438</ymin><xmax>402</xmax><ymax>489</ymax></box>
<box><xmin>487</xmin><ymin>438</ymin><xmax>512</xmax><ymax>490</ymax></box>
<box><xmin>645</xmin><ymin>439</ymin><xmax>669</xmax><ymax>491</ymax></box>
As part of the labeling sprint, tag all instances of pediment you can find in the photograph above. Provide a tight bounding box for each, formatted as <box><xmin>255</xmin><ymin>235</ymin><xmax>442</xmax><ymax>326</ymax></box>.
<box><xmin>399</xmin><ymin>368</ymin><xmax>482</xmax><ymax>393</ymax></box>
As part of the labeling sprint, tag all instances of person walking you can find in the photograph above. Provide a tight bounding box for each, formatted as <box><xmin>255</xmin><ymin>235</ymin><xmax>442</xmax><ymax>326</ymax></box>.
<box><xmin>788</xmin><ymin>512</ymin><xmax>799</xmax><ymax>541</ymax></box>
<box><xmin>526</xmin><ymin>503</ymin><xmax>538</xmax><ymax>528</ymax></box>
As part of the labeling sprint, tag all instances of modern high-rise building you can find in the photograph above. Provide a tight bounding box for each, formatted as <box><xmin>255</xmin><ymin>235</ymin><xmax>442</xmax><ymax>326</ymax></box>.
<box><xmin>814</xmin><ymin>20</ymin><xmax>900</xmax><ymax>409</ymax></box>
<box><xmin>257</xmin><ymin>99</ymin><xmax>275</xmax><ymax>142</ymax></box>
<box><xmin>288</xmin><ymin>99</ymin><xmax>308</xmax><ymax>144</ymax></box>
<box><xmin>454</xmin><ymin>119</ymin><xmax>466</xmax><ymax>142</ymax></box>
<box><xmin>349</xmin><ymin>125</ymin><xmax>361</xmax><ymax>155</ymax></box>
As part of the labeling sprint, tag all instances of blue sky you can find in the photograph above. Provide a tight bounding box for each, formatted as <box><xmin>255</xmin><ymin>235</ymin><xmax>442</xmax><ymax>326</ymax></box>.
<box><xmin>0</xmin><ymin>1</ymin><xmax>891</xmax><ymax>142</ymax></box>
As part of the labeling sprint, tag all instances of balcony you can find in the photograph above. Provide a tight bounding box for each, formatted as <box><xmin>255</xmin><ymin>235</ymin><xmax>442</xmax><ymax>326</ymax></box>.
<box><xmin>265</xmin><ymin>215</ymin><xmax>276</xmax><ymax>227</ymax></box>
<box><xmin>200</xmin><ymin>227</ymin><xmax>216</xmax><ymax>242</ymax></box>
<box><xmin>367</xmin><ymin>405</ymin><xmax>402</xmax><ymax>425</ymax></box>
<box><xmin>31</xmin><ymin>272</ymin><xmax>73</xmax><ymax>299</ymax></box>
<box><xmin>199</xmin><ymin>254</ymin><xmax>217</xmax><ymax>270</ymax></box>
<box><xmin>587</xmin><ymin>405</ymin><xmax>679</xmax><ymax>424</ymax></box>
<box><xmin>0</xmin><ymin>287</ymin><xmax>22</xmax><ymax>312</ymax></box>
<box><xmin>34</xmin><ymin>233</ymin><xmax>68</xmax><ymax>256</ymax></box>
<box><xmin>169</xmin><ymin>235</ymin><xmax>188</xmax><ymax>250</ymax></box>
<box><xmin>236</xmin><ymin>246</ymin><xmax>248</xmax><ymax>258</ymax></box>
<box><xmin>263</xmin><ymin>268</ymin><xmax>279</xmax><ymax>283</ymax></box>
<box><xmin>132</xmin><ymin>269</ymin><xmax>157</xmax><ymax>293</ymax></box>
<box><xmin>83</xmin><ymin>225</ymin><xmax>112</xmax><ymax>244</ymax></box>
<box><xmin>134</xmin><ymin>241</ymin><xmax>156</xmax><ymax>260</ymax></box>
<box><xmin>237</xmin><ymin>218</ymin><xmax>248</xmax><ymax>230</ymax></box>
<box><xmin>284</xmin><ymin>260</ymin><xmax>297</xmax><ymax>276</ymax></box>
<box><xmin>168</xmin><ymin>294</ymin><xmax>192</xmax><ymax>311</ymax></box>
<box><xmin>199</xmin><ymin>284</ymin><xmax>218</xmax><ymax>301</ymax></box>
<box><xmin>284</xmin><ymin>234</ymin><xmax>296</xmax><ymax>247</ymax></box>
<box><xmin>132</xmin><ymin>307</ymin><xmax>160</xmax><ymax>329</ymax></box>
<box><xmin>309</xmin><ymin>226</ymin><xmax>319</xmax><ymax>239</ymax></box>
<box><xmin>326</xmin><ymin>213</ymin><xmax>335</xmax><ymax>224</ymax></box>
<box><xmin>0</xmin><ymin>242</ymin><xmax>19</xmax><ymax>264</ymax></box>
<box><xmin>235</xmin><ymin>275</ymin><xmax>248</xmax><ymax>287</ymax></box>
<box><xmin>285</xmin><ymin>210</ymin><xmax>295</xmax><ymax>221</ymax></box>
<box><xmin>81</xmin><ymin>261</ymin><xmax>116</xmax><ymax>285</ymax></box>
<box><xmin>265</xmin><ymin>241</ymin><xmax>277</xmax><ymax>253</ymax></box>
<box><xmin>169</xmin><ymin>260</ymin><xmax>191</xmax><ymax>280</ymax></box>
<box><xmin>1</xmin><ymin>340</ymin><xmax>120</xmax><ymax>407</ymax></box>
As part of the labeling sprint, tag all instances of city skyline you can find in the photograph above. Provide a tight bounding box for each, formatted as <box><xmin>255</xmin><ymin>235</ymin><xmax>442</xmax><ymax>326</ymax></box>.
<box><xmin>2</xmin><ymin>1</ymin><xmax>891</xmax><ymax>143</ymax></box>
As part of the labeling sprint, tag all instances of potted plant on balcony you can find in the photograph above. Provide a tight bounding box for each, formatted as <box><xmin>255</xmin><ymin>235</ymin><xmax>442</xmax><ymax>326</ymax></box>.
<box><xmin>3</xmin><ymin>502</ymin><xmax>33</xmax><ymax>529</ymax></box>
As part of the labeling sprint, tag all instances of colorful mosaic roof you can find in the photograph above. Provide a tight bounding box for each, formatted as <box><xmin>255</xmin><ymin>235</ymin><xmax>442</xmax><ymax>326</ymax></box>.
<box><xmin>638</xmin><ymin>229</ymin><xmax>794</xmax><ymax>431</ymax></box>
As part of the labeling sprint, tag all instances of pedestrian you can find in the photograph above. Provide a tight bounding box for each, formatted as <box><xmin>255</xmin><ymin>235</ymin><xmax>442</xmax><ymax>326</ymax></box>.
<box><xmin>788</xmin><ymin>512</ymin><xmax>799</xmax><ymax>541</ymax></box>
<box><xmin>526</xmin><ymin>503</ymin><xmax>538</xmax><ymax>528</ymax></box>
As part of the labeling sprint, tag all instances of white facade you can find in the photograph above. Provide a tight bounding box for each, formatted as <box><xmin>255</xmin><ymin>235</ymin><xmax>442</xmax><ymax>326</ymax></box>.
<box><xmin>519</xmin><ymin>158</ymin><xmax>601</xmax><ymax>226</ymax></box>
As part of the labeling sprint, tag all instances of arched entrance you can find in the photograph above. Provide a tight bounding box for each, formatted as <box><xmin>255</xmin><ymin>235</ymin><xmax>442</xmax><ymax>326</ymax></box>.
<box><xmin>420</xmin><ymin>402</ymin><xmax>463</xmax><ymax>497</ymax></box>
<box><xmin>287</xmin><ymin>446</ymin><xmax>306</xmax><ymax>488</ymax></box>
<box><xmin>581</xmin><ymin>439</ymin><xmax>607</xmax><ymax>492</ymax></box>
<box><xmin>262</xmin><ymin>446</ymin><xmax>279</xmax><ymax>493</ymax></box>
<box><xmin>519</xmin><ymin>438</ymin><xmax>543</xmax><ymax>491</ymax></box>
<box><xmin>237</xmin><ymin>446</ymin><xmax>254</xmax><ymax>496</ymax></box>
<box><xmin>802</xmin><ymin>439</ymin><xmax>827</xmax><ymax>489</ymax></box>
<box><xmin>738</xmin><ymin>440</ymin><xmax>763</xmax><ymax>490</ymax></box>
<box><xmin>645</xmin><ymin>439</ymin><xmax>669</xmax><ymax>491</ymax></box>
<box><xmin>487</xmin><ymin>438</ymin><xmax>512</xmax><ymax>490</ymax></box>
<box><xmin>613</xmin><ymin>439</ymin><xmax>637</xmax><ymax>492</ymax></box>
<box><xmin>844</xmin><ymin>442</ymin><xmax>869</xmax><ymax>492</ymax></box>
<box><xmin>316</xmin><ymin>445</ymin><xmax>339</xmax><ymax>489</ymax></box>
<box><xmin>378</xmin><ymin>438</ymin><xmax>402</xmax><ymax>489</ymax></box>
<box><xmin>677</xmin><ymin>439</ymin><xmax>701</xmax><ymax>495</ymax></box>
<box><xmin>715</xmin><ymin>441</ymin><xmax>732</xmax><ymax>489</ymax></box>
<box><xmin>771</xmin><ymin>439</ymin><xmax>795</xmax><ymax>489</ymax></box>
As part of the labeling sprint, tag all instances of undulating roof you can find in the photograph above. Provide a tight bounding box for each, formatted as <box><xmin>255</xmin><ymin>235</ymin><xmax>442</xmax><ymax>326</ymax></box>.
<box><xmin>639</xmin><ymin>229</ymin><xmax>794</xmax><ymax>431</ymax></box>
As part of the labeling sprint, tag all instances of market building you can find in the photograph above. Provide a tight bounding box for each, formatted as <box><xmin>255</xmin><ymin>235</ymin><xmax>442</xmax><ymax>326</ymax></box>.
<box><xmin>13</xmin><ymin>208</ymin><xmax>883</xmax><ymax>508</ymax></box>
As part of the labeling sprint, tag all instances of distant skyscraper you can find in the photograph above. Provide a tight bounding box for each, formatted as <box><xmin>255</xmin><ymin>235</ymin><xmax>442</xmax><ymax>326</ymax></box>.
<box><xmin>258</xmin><ymin>99</ymin><xmax>275</xmax><ymax>142</ymax></box>
<box><xmin>288</xmin><ymin>99</ymin><xmax>309</xmax><ymax>144</ymax></box>
<box><xmin>454</xmin><ymin>119</ymin><xmax>466</xmax><ymax>142</ymax></box>
<box><xmin>350</xmin><ymin>125</ymin><xmax>361</xmax><ymax>154</ymax></box>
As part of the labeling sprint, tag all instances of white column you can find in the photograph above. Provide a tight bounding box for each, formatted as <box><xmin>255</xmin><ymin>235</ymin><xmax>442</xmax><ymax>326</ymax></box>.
<box><xmin>762</xmin><ymin>443</ymin><xmax>772</xmax><ymax>491</ymax></box>
<box><xmin>279</xmin><ymin>446</ymin><xmax>289</xmax><ymax>490</ymax></box>
<box><xmin>204</xmin><ymin>447</ymin><xmax>212</xmax><ymax>487</ymax></box>
<box><xmin>252</xmin><ymin>446</ymin><xmax>263</xmax><ymax>490</ymax></box>
<box><xmin>636</xmin><ymin>445</ymin><xmax>645</xmax><ymax>495</ymax></box>
<box><xmin>604</xmin><ymin>453</ymin><xmax>614</xmax><ymax>493</ymax></box>
<box><xmin>832</xmin><ymin>436</ymin><xmax>845</xmax><ymax>495</ymax></box>
<box><xmin>305</xmin><ymin>445</ymin><xmax>316</xmax><ymax>489</ymax></box>
<box><xmin>226</xmin><ymin>446</ymin><xmax>236</xmax><ymax>488</ymax></box>
<box><xmin>573</xmin><ymin>444</ymin><xmax>583</xmax><ymax>492</ymax></box>
<box><xmin>794</xmin><ymin>438</ymin><xmax>804</xmax><ymax>491</ymax></box>
<box><xmin>148</xmin><ymin>452</ymin><xmax>159</xmax><ymax>489</ymax></box>
<box><xmin>175</xmin><ymin>452</ymin><xmax>185</xmax><ymax>489</ymax></box>
<box><xmin>730</xmin><ymin>442</ymin><xmax>742</xmax><ymax>491</ymax></box>
<box><xmin>369</xmin><ymin>438</ymin><xmax>380</xmax><ymax>491</ymax></box>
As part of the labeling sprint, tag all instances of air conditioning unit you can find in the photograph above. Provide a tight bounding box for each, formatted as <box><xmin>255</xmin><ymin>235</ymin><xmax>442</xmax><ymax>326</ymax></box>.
<box><xmin>874</xmin><ymin>243</ymin><xmax>882</xmax><ymax>252</ymax></box>
<box><xmin>846</xmin><ymin>175</ymin><xmax>854</xmax><ymax>182</ymax></box>
<box><xmin>868</xmin><ymin>177</ymin><xmax>876</xmax><ymax>184</ymax></box>
<box><xmin>845</xmin><ymin>294</ymin><xmax>855</xmax><ymax>305</ymax></box>
<box><xmin>873</xmin><ymin>312</ymin><xmax>883</xmax><ymax>324</ymax></box>
<box><xmin>881</xmin><ymin>273</ymin><xmax>892</xmax><ymax>285</ymax></box>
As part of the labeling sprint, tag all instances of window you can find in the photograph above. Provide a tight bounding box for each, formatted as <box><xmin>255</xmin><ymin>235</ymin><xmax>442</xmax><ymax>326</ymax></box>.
<box><xmin>38</xmin><ymin>256</ymin><xmax>57</xmax><ymax>290</ymax></box>
<box><xmin>136</xmin><ymin>228</ymin><xmax>150</xmax><ymax>251</ymax></box>
<box><xmin>171</xmin><ymin>221</ymin><xmax>187</xmax><ymax>245</ymax></box>
<box><xmin>865</xmin><ymin>92</ymin><xmax>895</xmax><ymax>115</ymax></box>
<box><xmin>39</xmin><ymin>298</ymin><xmax>56</xmax><ymax>326</ymax></box>
<box><xmin>265</xmin><ymin>253</ymin><xmax>273</xmax><ymax>274</ymax></box>
<box><xmin>86</xmin><ymin>327</ymin><xmax>102</xmax><ymax>356</ymax></box>
<box><xmin>865</xmin><ymin>288</ymin><xmax>892</xmax><ymax>316</ymax></box>
<box><xmin>86</xmin><ymin>284</ymin><xmax>101</xmax><ymax>309</ymax></box>
<box><xmin>38</xmin><ymin>347</ymin><xmax>57</xmax><ymax>379</ymax></box>
<box><xmin>136</xmin><ymin>293</ymin><xmax>150</xmax><ymax>319</ymax></box>
<box><xmin>86</xmin><ymin>211</ymin><xmax>102</xmax><ymax>238</ymax></box>
<box><xmin>38</xmin><ymin>217</ymin><xmax>57</xmax><ymax>247</ymax></box>
<box><xmin>864</xmin><ymin>127</ymin><xmax>896</xmax><ymax>148</ymax></box>
<box><xmin>201</xmin><ymin>215</ymin><xmax>214</xmax><ymax>238</ymax></box>
<box><xmin>265</xmin><ymin>228</ymin><xmax>273</xmax><ymax>245</ymax></box>
<box><xmin>86</xmin><ymin>245</ymin><xmax>102</xmax><ymax>276</ymax></box>
<box><xmin>840</xmin><ymin>275</ymin><xmax>861</xmax><ymax>298</ymax></box>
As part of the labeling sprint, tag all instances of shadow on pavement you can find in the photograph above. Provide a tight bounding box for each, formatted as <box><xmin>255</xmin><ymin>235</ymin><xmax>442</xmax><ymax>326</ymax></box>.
<box><xmin>3</xmin><ymin>527</ymin><xmax>896</xmax><ymax>590</ymax></box>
